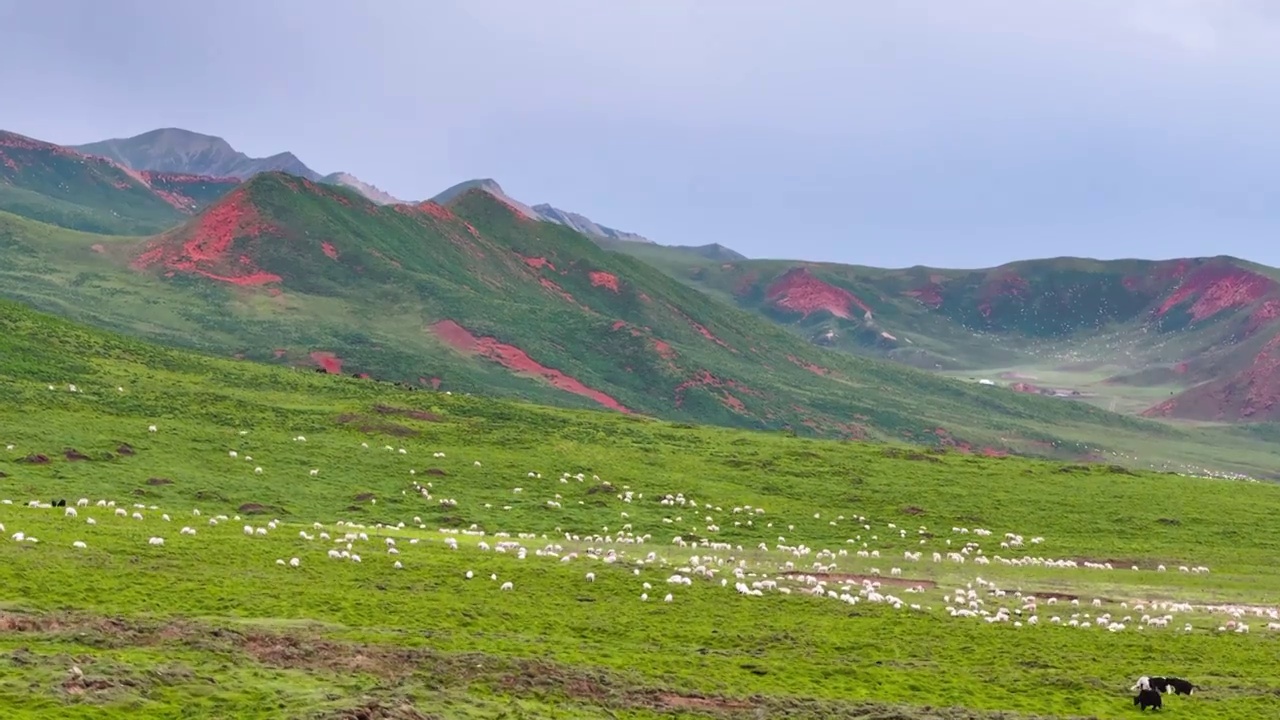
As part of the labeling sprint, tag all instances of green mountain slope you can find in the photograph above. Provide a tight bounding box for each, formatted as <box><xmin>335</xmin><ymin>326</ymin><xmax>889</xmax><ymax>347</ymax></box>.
<box><xmin>616</xmin><ymin>251</ymin><xmax>1280</xmax><ymax>423</ymax></box>
<box><xmin>0</xmin><ymin>130</ymin><xmax>238</xmax><ymax>234</ymax></box>
<box><xmin>2</xmin><ymin>171</ymin><xmax>1261</xmax><ymax>471</ymax></box>
<box><xmin>4</xmin><ymin>297</ymin><xmax>1280</xmax><ymax>718</ymax></box>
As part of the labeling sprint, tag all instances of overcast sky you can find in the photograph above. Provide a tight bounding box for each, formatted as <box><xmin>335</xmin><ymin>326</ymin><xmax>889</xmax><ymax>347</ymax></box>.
<box><xmin>3</xmin><ymin>0</ymin><xmax>1280</xmax><ymax>268</ymax></box>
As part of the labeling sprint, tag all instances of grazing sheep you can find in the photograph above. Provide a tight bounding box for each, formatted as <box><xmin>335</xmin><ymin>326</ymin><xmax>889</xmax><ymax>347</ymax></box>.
<box><xmin>1161</xmin><ymin>677</ymin><xmax>1196</xmax><ymax>696</ymax></box>
<box><xmin>72</xmin><ymin>541</ymin><xmax>87</xmax><ymax>549</ymax></box>
<box><xmin>500</xmin><ymin>581</ymin><xmax>514</xmax><ymax>591</ymax></box>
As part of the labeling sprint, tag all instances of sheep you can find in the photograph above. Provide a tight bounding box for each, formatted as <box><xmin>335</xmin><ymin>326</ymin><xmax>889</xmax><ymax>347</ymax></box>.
<box><xmin>72</xmin><ymin>541</ymin><xmax>87</xmax><ymax>549</ymax></box>
<box><xmin>500</xmin><ymin>581</ymin><xmax>514</xmax><ymax>591</ymax></box>
<box><xmin>147</xmin><ymin>537</ymin><xmax>165</xmax><ymax>546</ymax></box>
<box><xmin>289</xmin><ymin>557</ymin><xmax>300</xmax><ymax>568</ymax></box>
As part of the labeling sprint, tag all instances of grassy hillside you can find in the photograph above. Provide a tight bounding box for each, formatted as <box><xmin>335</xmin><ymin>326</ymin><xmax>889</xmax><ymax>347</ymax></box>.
<box><xmin>615</xmin><ymin>250</ymin><xmax>1280</xmax><ymax>423</ymax></box>
<box><xmin>0</xmin><ymin>131</ymin><xmax>200</xmax><ymax>234</ymax></box>
<box><xmin>2</xmin><ymin>299</ymin><xmax>1280</xmax><ymax>719</ymax></box>
<box><xmin>0</xmin><ymin>130</ymin><xmax>241</xmax><ymax>236</ymax></box>
<box><xmin>0</xmin><ymin>172</ymin><xmax>1242</xmax><ymax>470</ymax></box>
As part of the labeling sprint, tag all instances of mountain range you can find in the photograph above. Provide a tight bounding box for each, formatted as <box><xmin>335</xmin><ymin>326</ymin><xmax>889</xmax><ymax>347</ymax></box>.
<box><xmin>69</xmin><ymin>128</ymin><xmax>714</xmax><ymax>255</ymax></box>
<box><xmin>2</xmin><ymin>124</ymin><xmax>1279</xmax><ymax>477</ymax></box>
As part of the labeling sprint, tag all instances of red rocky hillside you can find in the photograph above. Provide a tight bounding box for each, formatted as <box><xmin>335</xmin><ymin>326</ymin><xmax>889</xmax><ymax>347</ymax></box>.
<box><xmin>658</xmin><ymin>255</ymin><xmax>1280</xmax><ymax>422</ymax></box>
<box><xmin>85</xmin><ymin>171</ymin><xmax>1149</xmax><ymax>455</ymax></box>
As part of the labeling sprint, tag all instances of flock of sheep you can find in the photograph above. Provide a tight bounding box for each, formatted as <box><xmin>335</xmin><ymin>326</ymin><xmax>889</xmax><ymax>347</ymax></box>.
<box><xmin>3</xmin><ymin>414</ymin><xmax>1276</xmax><ymax>710</ymax></box>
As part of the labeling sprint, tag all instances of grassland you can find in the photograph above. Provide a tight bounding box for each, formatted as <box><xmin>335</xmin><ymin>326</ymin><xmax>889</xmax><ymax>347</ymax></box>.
<box><xmin>2</xmin><ymin>300</ymin><xmax>1280</xmax><ymax>719</ymax></box>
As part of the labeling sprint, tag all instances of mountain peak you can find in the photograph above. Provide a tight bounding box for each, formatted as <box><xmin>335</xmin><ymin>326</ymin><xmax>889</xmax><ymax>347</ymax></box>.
<box><xmin>530</xmin><ymin>203</ymin><xmax>654</xmax><ymax>244</ymax></box>
<box><xmin>430</xmin><ymin>178</ymin><xmax>542</xmax><ymax>219</ymax></box>
<box><xmin>72</xmin><ymin>128</ymin><xmax>323</xmax><ymax>182</ymax></box>
<box><xmin>321</xmin><ymin>172</ymin><xmax>404</xmax><ymax>205</ymax></box>
<box><xmin>72</xmin><ymin>129</ymin><xmax>401</xmax><ymax>206</ymax></box>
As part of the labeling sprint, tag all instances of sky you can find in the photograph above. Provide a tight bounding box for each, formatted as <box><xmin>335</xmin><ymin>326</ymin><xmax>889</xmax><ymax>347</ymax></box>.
<box><xmin>3</xmin><ymin>0</ymin><xmax>1280</xmax><ymax>268</ymax></box>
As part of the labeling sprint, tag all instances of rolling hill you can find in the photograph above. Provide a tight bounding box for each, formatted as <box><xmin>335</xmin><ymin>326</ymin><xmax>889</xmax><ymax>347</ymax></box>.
<box><xmin>616</xmin><ymin>251</ymin><xmax>1280</xmax><ymax>423</ymax></box>
<box><xmin>3</xmin><ymin>169</ymin><xmax>1261</xmax><ymax>473</ymax></box>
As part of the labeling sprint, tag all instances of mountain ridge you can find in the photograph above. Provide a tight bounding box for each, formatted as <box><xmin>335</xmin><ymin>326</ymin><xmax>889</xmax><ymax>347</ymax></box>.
<box><xmin>72</xmin><ymin>127</ymin><xmax>405</xmax><ymax>206</ymax></box>
<box><xmin>72</xmin><ymin>128</ymin><xmax>735</xmax><ymax>256</ymax></box>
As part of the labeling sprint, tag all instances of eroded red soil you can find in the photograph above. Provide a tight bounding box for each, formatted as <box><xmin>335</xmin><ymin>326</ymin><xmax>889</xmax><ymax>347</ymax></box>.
<box><xmin>310</xmin><ymin>351</ymin><xmax>343</xmax><ymax>374</ymax></box>
<box><xmin>1154</xmin><ymin>265</ymin><xmax>1277</xmax><ymax>323</ymax></box>
<box><xmin>765</xmin><ymin>267</ymin><xmax>871</xmax><ymax>319</ymax></box>
<box><xmin>588</xmin><ymin>271</ymin><xmax>620</xmax><ymax>292</ymax></box>
<box><xmin>132</xmin><ymin>188</ymin><xmax>283</xmax><ymax>286</ymax></box>
<box><xmin>429</xmin><ymin>320</ymin><xmax>630</xmax><ymax>413</ymax></box>
<box><xmin>786</xmin><ymin>354</ymin><xmax>831</xmax><ymax>376</ymax></box>
<box><xmin>673</xmin><ymin>369</ymin><xmax>756</xmax><ymax>413</ymax></box>
<box><xmin>1145</xmin><ymin>333</ymin><xmax>1280</xmax><ymax>421</ymax></box>
<box><xmin>520</xmin><ymin>255</ymin><xmax>556</xmax><ymax>271</ymax></box>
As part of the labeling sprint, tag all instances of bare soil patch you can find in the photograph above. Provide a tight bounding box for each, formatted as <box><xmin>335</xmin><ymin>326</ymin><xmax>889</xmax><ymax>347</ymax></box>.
<box><xmin>372</xmin><ymin>405</ymin><xmax>441</xmax><ymax>422</ymax></box>
<box><xmin>116</xmin><ymin>443</ymin><xmax>135</xmax><ymax>456</ymax></box>
<box><xmin>146</xmin><ymin>477</ymin><xmax>173</xmax><ymax>486</ymax></box>
<box><xmin>323</xmin><ymin>701</ymin><xmax>435</xmax><ymax>720</ymax></box>
<box><xmin>21</xmin><ymin>454</ymin><xmax>50</xmax><ymax>464</ymax></box>
<box><xmin>0</xmin><ymin>611</ymin><xmax>1088</xmax><ymax>719</ymax></box>
<box><xmin>782</xmin><ymin>572</ymin><xmax>938</xmax><ymax>589</ymax></box>
<box><xmin>237</xmin><ymin>503</ymin><xmax>276</xmax><ymax>515</ymax></box>
<box><xmin>63</xmin><ymin>448</ymin><xmax>90</xmax><ymax>461</ymax></box>
<box><xmin>336</xmin><ymin>414</ymin><xmax>419</xmax><ymax>437</ymax></box>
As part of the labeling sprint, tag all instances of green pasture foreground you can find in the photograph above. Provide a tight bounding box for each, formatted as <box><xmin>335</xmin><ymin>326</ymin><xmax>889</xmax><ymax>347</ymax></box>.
<box><xmin>2</xmin><ymin>304</ymin><xmax>1280</xmax><ymax>718</ymax></box>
